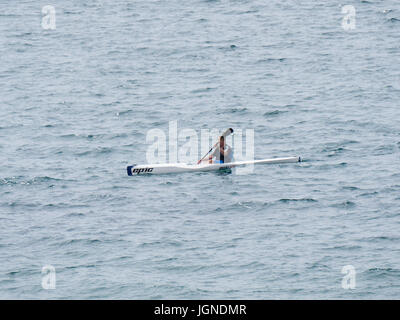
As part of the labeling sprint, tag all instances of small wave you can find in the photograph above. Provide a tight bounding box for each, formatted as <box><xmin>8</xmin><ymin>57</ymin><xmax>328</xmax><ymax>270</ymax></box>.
<box><xmin>221</xmin><ymin>200</ymin><xmax>273</xmax><ymax>211</ymax></box>
<box><xmin>238</xmin><ymin>261</ymin><xmax>266</xmax><ymax>269</ymax></box>
<box><xmin>63</xmin><ymin>10</ymin><xmax>84</xmax><ymax>15</ymax></box>
<box><xmin>140</xmin><ymin>240</ymin><xmax>182</xmax><ymax>248</ymax></box>
<box><xmin>257</xmin><ymin>58</ymin><xmax>286</xmax><ymax>63</ymax></box>
<box><xmin>341</xmin><ymin>186</ymin><xmax>359</xmax><ymax>191</ymax></box>
<box><xmin>236</xmin><ymin>201</ymin><xmax>253</xmax><ymax>208</ymax></box>
<box><xmin>60</xmin><ymin>239</ymin><xmax>102</xmax><ymax>247</ymax></box>
<box><xmin>190</xmin><ymin>87</ymin><xmax>216</xmax><ymax>94</ymax></box>
<box><xmin>359</xmin><ymin>191</ymin><xmax>378</xmax><ymax>197</ymax></box>
<box><xmin>388</xmin><ymin>17</ymin><xmax>400</xmax><ymax>23</ymax></box>
<box><xmin>364</xmin><ymin>267</ymin><xmax>400</xmax><ymax>280</ymax></box>
<box><xmin>64</xmin><ymin>212</ymin><xmax>86</xmax><ymax>218</ymax></box>
<box><xmin>0</xmin><ymin>14</ymin><xmax>21</xmax><ymax>18</ymax></box>
<box><xmin>325</xmin><ymin>244</ymin><xmax>362</xmax><ymax>251</ymax></box>
<box><xmin>75</xmin><ymin>147</ymin><xmax>114</xmax><ymax>156</ymax></box>
<box><xmin>60</xmin><ymin>133</ymin><xmax>77</xmax><ymax>139</ymax></box>
<box><xmin>5</xmin><ymin>201</ymin><xmax>41</xmax><ymax>208</ymax></box>
<box><xmin>229</xmin><ymin>107</ymin><xmax>248</xmax><ymax>113</ymax></box>
<box><xmin>368</xmin><ymin>267</ymin><xmax>400</xmax><ymax>273</ymax></box>
<box><xmin>263</xmin><ymin>110</ymin><xmax>288</xmax><ymax>117</ymax></box>
<box><xmin>219</xmin><ymin>44</ymin><xmax>237</xmax><ymax>51</ymax></box>
<box><xmin>331</xmin><ymin>200</ymin><xmax>356</xmax><ymax>208</ymax></box>
<box><xmin>323</xmin><ymin>147</ymin><xmax>347</xmax><ymax>154</ymax></box>
<box><xmin>64</xmin><ymin>263</ymin><xmax>97</xmax><ymax>270</ymax></box>
<box><xmin>0</xmin><ymin>177</ymin><xmax>23</xmax><ymax>186</ymax></box>
<box><xmin>0</xmin><ymin>176</ymin><xmax>63</xmax><ymax>186</ymax></box>
<box><xmin>323</xmin><ymin>149</ymin><xmax>349</xmax><ymax>159</ymax></box>
<box><xmin>373</xmin><ymin>144</ymin><xmax>396</xmax><ymax>155</ymax></box>
<box><xmin>14</xmin><ymin>32</ymin><xmax>33</xmax><ymax>38</ymax></box>
<box><xmin>215</xmin><ymin>107</ymin><xmax>247</xmax><ymax>115</ymax></box>
<box><xmin>279</xmin><ymin>198</ymin><xmax>317</xmax><ymax>203</ymax></box>
<box><xmin>6</xmin><ymin>268</ymin><xmax>37</xmax><ymax>277</ymax></box>
<box><xmin>116</xmin><ymin>109</ymin><xmax>133</xmax><ymax>116</ymax></box>
<box><xmin>361</xmin><ymin>236</ymin><xmax>400</xmax><ymax>242</ymax></box>
<box><xmin>306</xmin><ymin>261</ymin><xmax>330</xmax><ymax>271</ymax></box>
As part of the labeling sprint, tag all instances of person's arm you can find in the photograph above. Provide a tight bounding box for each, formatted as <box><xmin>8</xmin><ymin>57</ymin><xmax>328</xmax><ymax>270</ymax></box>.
<box><xmin>210</xmin><ymin>147</ymin><xmax>218</xmax><ymax>163</ymax></box>
<box><xmin>208</xmin><ymin>147</ymin><xmax>218</xmax><ymax>164</ymax></box>
<box><xmin>198</xmin><ymin>149</ymin><xmax>215</xmax><ymax>164</ymax></box>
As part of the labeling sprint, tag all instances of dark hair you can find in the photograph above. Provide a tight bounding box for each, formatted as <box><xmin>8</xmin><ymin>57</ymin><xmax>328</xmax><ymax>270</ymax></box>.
<box><xmin>220</xmin><ymin>136</ymin><xmax>224</xmax><ymax>141</ymax></box>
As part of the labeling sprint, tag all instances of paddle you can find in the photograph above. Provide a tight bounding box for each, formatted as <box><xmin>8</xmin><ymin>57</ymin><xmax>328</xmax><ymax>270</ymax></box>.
<box><xmin>197</xmin><ymin>128</ymin><xmax>233</xmax><ymax>164</ymax></box>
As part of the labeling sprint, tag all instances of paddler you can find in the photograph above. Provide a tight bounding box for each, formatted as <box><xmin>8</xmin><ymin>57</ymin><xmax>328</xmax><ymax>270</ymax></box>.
<box><xmin>199</xmin><ymin>135</ymin><xmax>233</xmax><ymax>164</ymax></box>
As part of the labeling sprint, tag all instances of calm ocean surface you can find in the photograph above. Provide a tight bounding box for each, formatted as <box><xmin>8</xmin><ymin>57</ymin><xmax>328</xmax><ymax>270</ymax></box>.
<box><xmin>0</xmin><ymin>0</ymin><xmax>399</xmax><ymax>299</ymax></box>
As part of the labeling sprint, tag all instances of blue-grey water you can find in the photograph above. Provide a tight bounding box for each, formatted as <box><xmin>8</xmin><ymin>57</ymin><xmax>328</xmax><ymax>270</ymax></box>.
<box><xmin>1</xmin><ymin>0</ymin><xmax>399</xmax><ymax>299</ymax></box>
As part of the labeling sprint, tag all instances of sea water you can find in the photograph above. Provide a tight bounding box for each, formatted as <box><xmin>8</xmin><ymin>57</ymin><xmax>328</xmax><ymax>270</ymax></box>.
<box><xmin>0</xmin><ymin>0</ymin><xmax>399</xmax><ymax>299</ymax></box>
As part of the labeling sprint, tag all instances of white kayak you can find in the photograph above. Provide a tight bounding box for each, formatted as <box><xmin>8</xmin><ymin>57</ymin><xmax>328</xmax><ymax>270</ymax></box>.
<box><xmin>127</xmin><ymin>156</ymin><xmax>301</xmax><ymax>176</ymax></box>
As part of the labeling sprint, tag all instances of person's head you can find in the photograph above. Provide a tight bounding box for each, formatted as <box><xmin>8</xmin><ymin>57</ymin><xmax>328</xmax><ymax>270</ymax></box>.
<box><xmin>219</xmin><ymin>136</ymin><xmax>225</xmax><ymax>148</ymax></box>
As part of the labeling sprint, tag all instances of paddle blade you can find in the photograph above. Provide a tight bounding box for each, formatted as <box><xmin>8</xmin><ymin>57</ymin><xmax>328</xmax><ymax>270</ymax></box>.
<box><xmin>222</xmin><ymin>128</ymin><xmax>234</xmax><ymax>137</ymax></box>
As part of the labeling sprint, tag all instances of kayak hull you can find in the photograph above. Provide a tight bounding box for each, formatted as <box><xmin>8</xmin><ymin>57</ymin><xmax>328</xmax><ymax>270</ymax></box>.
<box><xmin>127</xmin><ymin>156</ymin><xmax>301</xmax><ymax>176</ymax></box>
